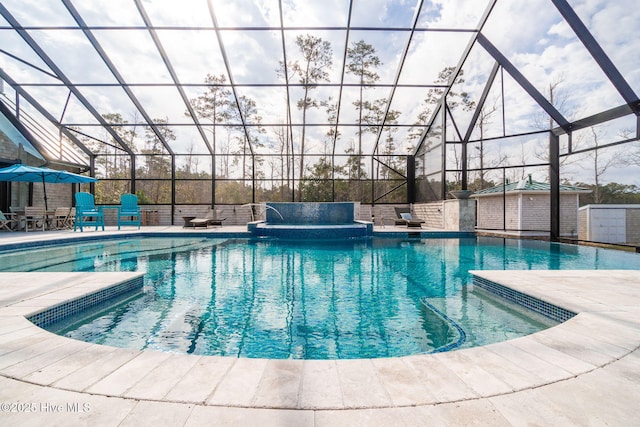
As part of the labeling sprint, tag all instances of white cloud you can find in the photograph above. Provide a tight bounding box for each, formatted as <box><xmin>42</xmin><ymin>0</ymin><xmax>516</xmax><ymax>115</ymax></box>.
<box><xmin>425</xmin><ymin>0</ymin><xmax>489</xmax><ymax>28</ymax></box>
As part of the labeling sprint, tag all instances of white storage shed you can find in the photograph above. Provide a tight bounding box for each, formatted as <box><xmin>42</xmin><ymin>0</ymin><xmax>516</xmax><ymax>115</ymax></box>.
<box><xmin>578</xmin><ymin>204</ymin><xmax>640</xmax><ymax>244</ymax></box>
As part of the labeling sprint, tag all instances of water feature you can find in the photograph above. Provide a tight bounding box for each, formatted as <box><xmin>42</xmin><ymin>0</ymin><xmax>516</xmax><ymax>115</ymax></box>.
<box><xmin>247</xmin><ymin>202</ymin><xmax>373</xmax><ymax>238</ymax></box>
<box><xmin>241</xmin><ymin>203</ymin><xmax>284</xmax><ymax>221</ymax></box>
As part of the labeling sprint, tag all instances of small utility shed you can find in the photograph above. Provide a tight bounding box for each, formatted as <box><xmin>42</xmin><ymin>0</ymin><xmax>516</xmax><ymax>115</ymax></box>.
<box><xmin>579</xmin><ymin>204</ymin><xmax>640</xmax><ymax>244</ymax></box>
<box><xmin>471</xmin><ymin>176</ymin><xmax>590</xmax><ymax>236</ymax></box>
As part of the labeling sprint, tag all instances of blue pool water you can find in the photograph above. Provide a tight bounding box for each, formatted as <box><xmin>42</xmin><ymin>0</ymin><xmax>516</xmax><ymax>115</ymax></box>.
<box><xmin>1</xmin><ymin>236</ymin><xmax>639</xmax><ymax>359</ymax></box>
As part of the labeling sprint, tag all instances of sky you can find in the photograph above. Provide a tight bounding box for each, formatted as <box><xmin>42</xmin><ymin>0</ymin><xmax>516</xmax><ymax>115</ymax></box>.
<box><xmin>0</xmin><ymin>0</ymin><xmax>638</xmax><ymax>185</ymax></box>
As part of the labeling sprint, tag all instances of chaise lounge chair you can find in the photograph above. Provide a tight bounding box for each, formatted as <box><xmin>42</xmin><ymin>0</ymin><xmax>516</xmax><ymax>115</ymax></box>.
<box><xmin>394</xmin><ymin>207</ymin><xmax>425</xmax><ymax>228</ymax></box>
<box><xmin>190</xmin><ymin>208</ymin><xmax>226</xmax><ymax>228</ymax></box>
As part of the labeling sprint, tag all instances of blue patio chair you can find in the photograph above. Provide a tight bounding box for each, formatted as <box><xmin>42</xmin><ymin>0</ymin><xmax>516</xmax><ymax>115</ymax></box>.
<box><xmin>74</xmin><ymin>192</ymin><xmax>105</xmax><ymax>232</ymax></box>
<box><xmin>117</xmin><ymin>193</ymin><xmax>141</xmax><ymax>230</ymax></box>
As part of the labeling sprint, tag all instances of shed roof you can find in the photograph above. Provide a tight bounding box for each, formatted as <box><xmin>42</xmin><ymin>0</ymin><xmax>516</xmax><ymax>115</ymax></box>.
<box><xmin>471</xmin><ymin>177</ymin><xmax>590</xmax><ymax>197</ymax></box>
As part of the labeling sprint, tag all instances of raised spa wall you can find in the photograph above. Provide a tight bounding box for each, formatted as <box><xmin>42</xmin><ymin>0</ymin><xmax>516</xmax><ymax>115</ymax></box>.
<box><xmin>247</xmin><ymin>202</ymin><xmax>373</xmax><ymax>238</ymax></box>
<box><xmin>264</xmin><ymin>202</ymin><xmax>358</xmax><ymax>224</ymax></box>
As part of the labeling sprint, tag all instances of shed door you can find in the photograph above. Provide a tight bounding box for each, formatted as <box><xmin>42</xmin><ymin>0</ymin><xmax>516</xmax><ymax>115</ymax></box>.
<box><xmin>591</xmin><ymin>209</ymin><xmax>626</xmax><ymax>243</ymax></box>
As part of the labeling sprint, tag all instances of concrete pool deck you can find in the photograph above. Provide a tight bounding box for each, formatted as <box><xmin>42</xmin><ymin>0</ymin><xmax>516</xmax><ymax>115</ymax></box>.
<box><xmin>0</xmin><ymin>227</ymin><xmax>639</xmax><ymax>425</ymax></box>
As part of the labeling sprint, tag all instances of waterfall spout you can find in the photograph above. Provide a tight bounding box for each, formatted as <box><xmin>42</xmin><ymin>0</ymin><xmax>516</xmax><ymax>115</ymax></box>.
<box><xmin>241</xmin><ymin>203</ymin><xmax>284</xmax><ymax>222</ymax></box>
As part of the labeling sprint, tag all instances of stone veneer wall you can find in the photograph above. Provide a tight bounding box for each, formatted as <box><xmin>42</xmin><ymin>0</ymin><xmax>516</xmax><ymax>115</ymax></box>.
<box><xmin>443</xmin><ymin>199</ymin><xmax>476</xmax><ymax>232</ymax></box>
<box><xmin>412</xmin><ymin>201</ymin><xmax>476</xmax><ymax>231</ymax></box>
<box><xmin>413</xmin><ymin>202</ymin><xmax>444</xmax><ymax>229</ymax></box>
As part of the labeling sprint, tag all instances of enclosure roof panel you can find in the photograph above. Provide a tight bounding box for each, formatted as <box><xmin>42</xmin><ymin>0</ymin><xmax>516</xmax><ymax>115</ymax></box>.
<box><xmin>0</xmin><ymin>0</ymin><xmax>637</xmax><ymax>163</ymax></box>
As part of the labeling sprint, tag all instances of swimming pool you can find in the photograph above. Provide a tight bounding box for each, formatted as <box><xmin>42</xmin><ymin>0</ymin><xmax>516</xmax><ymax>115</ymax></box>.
<box><xmin>1</xmin><ymin>235</ymin><xmax>639</xmax><ymax>359</ymax></box>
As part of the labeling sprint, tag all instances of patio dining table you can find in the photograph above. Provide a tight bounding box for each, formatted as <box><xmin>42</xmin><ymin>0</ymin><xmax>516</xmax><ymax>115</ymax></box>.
<box><xmin>12</xmin><ymin>208</ymin><xmax>59</xmax><ymax>231</ymax></box>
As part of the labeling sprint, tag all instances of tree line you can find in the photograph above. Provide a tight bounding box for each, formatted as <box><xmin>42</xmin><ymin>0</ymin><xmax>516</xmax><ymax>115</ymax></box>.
<box><xmin>79</xmin><ymin>35</ymin><xmax>459</xmax><ymax>205</ymax></box>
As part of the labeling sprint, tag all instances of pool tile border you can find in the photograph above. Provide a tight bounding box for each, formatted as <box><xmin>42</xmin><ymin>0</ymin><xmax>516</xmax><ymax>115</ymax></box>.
<box><xmin>26</xmin><ymin>276</ymin><xmax>144</xmax><ymax>328</ymax></box>
<box><xmin>472</xmin><ymin>275</ymin><xmax>576</xmax><ymax>323</ymax></box>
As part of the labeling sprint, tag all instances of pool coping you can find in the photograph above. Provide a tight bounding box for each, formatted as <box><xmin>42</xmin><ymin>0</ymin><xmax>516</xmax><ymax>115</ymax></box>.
<box><xmin>1</xmin><ymin>229</ymin><xmax>640</xmax><ymax>424</ymax></box>
<box><xmin>1</xmin><ymin>269</ymin><xmax>640</xmax><ymax>411</ymax></box>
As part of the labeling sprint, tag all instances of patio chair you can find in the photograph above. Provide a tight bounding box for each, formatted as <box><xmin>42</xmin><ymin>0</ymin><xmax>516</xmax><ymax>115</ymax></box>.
<box><xmin>9</xmin><ymin>207</ymin><xmax>25</xmax><ymax>230</ymax></box>
<box><xmin>53</xmin><ymin>207</ymin><xmax>72</xmax><ymax>230</ymax></box>
<box><xmin>190</xmin><ymin>208</ymin><xmax>226</xmax><ymax>228</ymax></box>
<box><xmin>394</xmin><ymin>207</ymin><xmax>425</xmax><ymax>228</ymax></box>
<box><xmin>65</xmin><ymin>207</ymin><xmax>75</xmax><ymax>229</ymax></box>
<box><xmin>24</xmin><ymin>206</ymin><xmax>46</xmax><ymax>232</ymax></box>
<box><xmin>74</xmin><ymin>192</ymin><xmax>105</xmax><ymax>232</ymax></box>
<box><xmin>117</xmin><ymin>193</ymin><xmax>141</xmax><ymax>230</ymax></box>
<box><xmin>0</xmin><ymin>210</ymin><xmax>17</xmax><ymax>231</ymax></box>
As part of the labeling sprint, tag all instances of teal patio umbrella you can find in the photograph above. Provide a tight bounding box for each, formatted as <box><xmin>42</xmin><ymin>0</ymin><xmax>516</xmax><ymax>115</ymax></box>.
<box><xmin>0</xmin><ymin>164</ymin><xmax>98</xmax><ymax>210</ymax></box>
